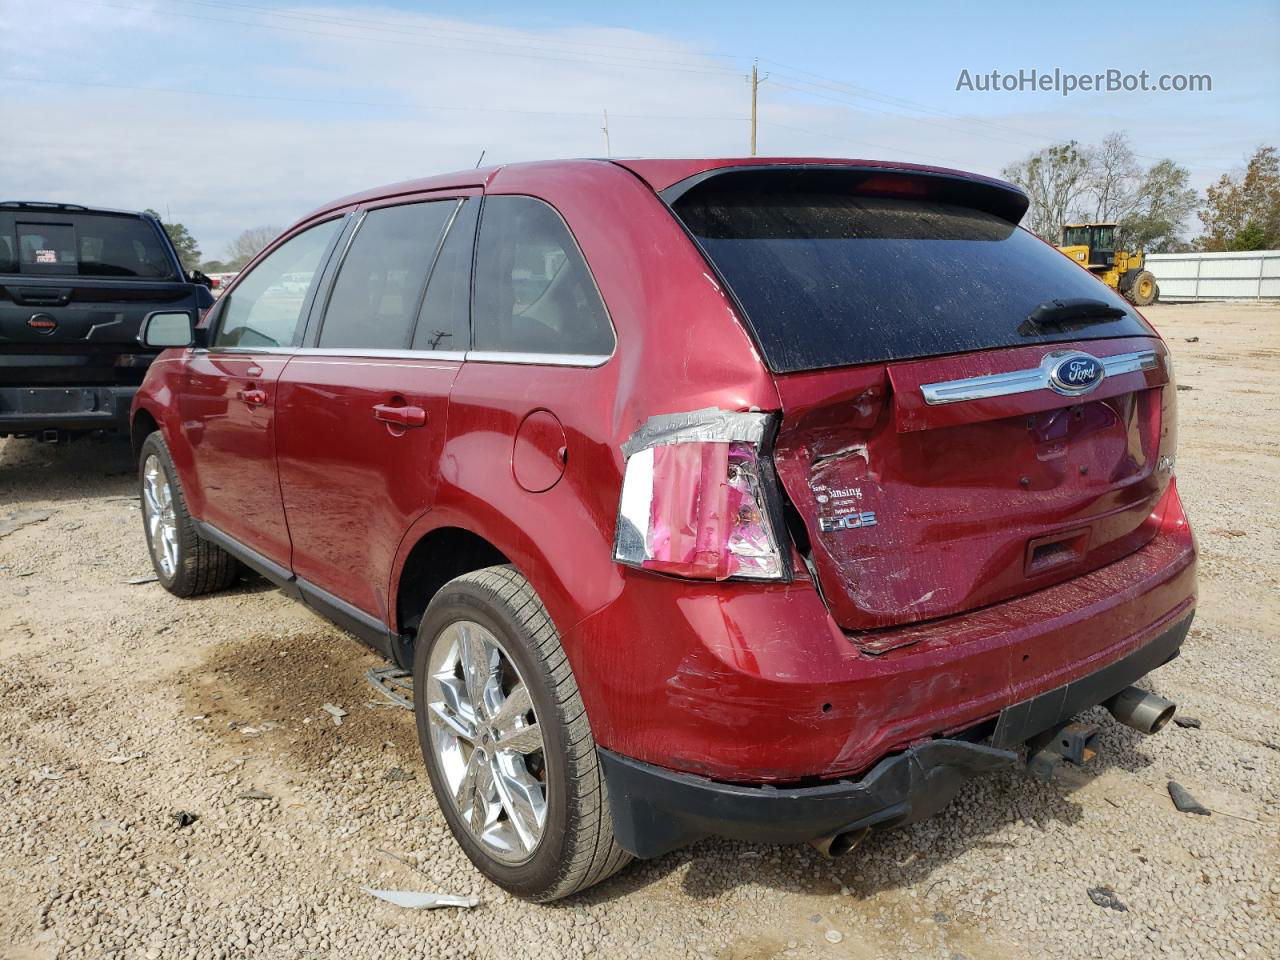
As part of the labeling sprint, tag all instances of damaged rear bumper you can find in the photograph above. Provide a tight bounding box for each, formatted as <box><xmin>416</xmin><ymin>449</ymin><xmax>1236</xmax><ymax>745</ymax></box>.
<box><xmin>601</xmin><ymin>612</ymin><xmax>1190</xmax><ymax>859</ymax></box>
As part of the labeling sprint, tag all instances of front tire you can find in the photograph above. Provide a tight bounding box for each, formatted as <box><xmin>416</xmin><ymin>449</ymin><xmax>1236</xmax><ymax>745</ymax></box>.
<box><xmin>138</xmin><ymin>432</ymin><xmax>240</xmax><ymax>597</ymax></box>
<box><xmin>413</xmin><ymin>565</ymin><xmax>631</xmax><ymax>901</ymax></box>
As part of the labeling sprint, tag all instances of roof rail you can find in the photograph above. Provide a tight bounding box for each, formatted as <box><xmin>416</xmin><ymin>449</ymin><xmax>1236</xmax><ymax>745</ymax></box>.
<box><xmin>0</xmin><ymin>201</ymin><xmax>91</xmax><ymax>211</ymax></box>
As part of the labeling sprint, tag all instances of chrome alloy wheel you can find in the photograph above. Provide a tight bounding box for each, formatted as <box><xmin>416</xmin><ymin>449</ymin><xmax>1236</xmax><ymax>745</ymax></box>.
<box><xmin>426</xmin><ymin>620</ymin><xmax>548</xmax><ymax>863</ymax></box>
<box><xmin>141</xmin><ymin>454</ymin><xmax>178</xmax><ymax>578</ymax></box>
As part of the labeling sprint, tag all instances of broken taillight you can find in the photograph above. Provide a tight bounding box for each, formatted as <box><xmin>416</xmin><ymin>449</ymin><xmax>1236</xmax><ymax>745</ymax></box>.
<box><xmin>613</xmin><ymin>411</ymin><xmax>785</xmax><ymax>581</ymax></box>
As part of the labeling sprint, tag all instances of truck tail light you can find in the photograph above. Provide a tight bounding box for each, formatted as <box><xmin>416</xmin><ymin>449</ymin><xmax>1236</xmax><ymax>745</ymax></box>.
<box><xmin>613</xmin><ymin>411</ymin><xmax>785</xmax><ymax>581</ymax></box>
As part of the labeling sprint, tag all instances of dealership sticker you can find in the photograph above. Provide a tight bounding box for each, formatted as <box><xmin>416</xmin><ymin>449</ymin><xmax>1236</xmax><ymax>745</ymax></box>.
<box><xmin>35</xmin><ymin>249</ymin><xmax>57</xmax><ymax>263</ymax></box>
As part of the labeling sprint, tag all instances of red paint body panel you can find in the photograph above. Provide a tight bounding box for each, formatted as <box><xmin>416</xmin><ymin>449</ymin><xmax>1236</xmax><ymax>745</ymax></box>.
<box><xmin>178</xmin><ymin>352</ymin><xmax>293</xmax><ymax>565</ymax></box>
<box><xmin>275</xmin><ymin>354</ymin><xmax>461</xmax><ymax>620</ymax></box>
<box><xmin>132</xmin><ymin>157</ymin><xmax>1197</xmax><ymax>793</ymax></box>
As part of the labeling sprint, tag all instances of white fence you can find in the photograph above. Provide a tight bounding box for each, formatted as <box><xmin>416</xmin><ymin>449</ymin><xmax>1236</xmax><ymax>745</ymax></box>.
<box><xmin>1145</xmin><ymin>250</ymin><xmax>1280</xmax><ymax>301</ymax></box>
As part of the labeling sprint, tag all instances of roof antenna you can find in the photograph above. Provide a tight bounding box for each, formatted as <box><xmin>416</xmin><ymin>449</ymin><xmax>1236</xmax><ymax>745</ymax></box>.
<box><xmin>474</xmin><ymin>150</ymin><xmax>486</xmax><ymax>169</ymax></box>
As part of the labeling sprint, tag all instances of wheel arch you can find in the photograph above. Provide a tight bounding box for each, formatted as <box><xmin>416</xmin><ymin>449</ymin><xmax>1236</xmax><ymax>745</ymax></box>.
<box><xmin>131</xmin><ymin>407</ymin><xmax>160</xmax><ymax>462</ymax></box>
<box><xmin>393</xmin><ymin>524</ymin><xmax>511</xmax><ymax>645</ymax></box>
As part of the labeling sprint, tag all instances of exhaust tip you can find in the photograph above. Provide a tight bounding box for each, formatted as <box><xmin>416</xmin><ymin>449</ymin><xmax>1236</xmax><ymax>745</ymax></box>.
<box><xmin>809</xmin><ymin>826</ymin><xmax>868</xmax><ymax>859</ymax></box>
<box><xmin>1105</xmin><ymin>686</ymin><xmax>1176</xmax><ymax>735</ymax></box>
<box><xmin>1148</xmin><ymin>702</ymin><xmax>1176</xmax><ymax>734</ymax></box>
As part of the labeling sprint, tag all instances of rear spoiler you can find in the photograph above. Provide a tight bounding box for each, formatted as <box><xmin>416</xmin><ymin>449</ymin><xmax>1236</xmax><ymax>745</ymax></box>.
<box><xmin>657</xmin><ymin>164</ymin><xmax>1030</xmax><ymax>226</ymax></box>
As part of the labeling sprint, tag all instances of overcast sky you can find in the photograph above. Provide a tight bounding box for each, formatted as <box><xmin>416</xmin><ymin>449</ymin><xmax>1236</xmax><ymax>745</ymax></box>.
<box><xmin>3</xmin><ymin>0</ymin><xmax>1277</xmax><ymax>259</ymax></box>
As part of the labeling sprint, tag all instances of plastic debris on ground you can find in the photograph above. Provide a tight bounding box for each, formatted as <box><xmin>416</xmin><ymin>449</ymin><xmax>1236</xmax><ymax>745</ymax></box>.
<box><xmin>361</xmin><ymin>887</ymin><xmax>479</xmax><ymax>910</ymax></box>
<box><xmin>1168</xmin><ymin>780</ymin><xmax>1211</xmax><ymax>816</ymax></box>
<box><xmin>321</xmin><ymin>703</ymin><xmax>348</xmax><ymax>726</ymax></box>
<box><xmin>366</xmin><ymin>666</ymin><xmax>413</xmax><ymax>710</ymax></box>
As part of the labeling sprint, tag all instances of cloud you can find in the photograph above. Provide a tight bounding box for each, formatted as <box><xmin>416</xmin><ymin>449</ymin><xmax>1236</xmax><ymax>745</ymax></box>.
<box><xmin>1</xmin><ymin>4</ymin><xmax>760</xmax><ymax>254</ymax></box>
<box><xmin>1</xmin><ymin>2</ymin><xmax>1273</xmax><ymax>257</ymax></box>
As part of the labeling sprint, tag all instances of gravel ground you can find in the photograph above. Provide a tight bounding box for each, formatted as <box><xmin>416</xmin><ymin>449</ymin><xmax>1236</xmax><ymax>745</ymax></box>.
<box><xmin>0</xmin><ymin>301</ymin><xmax>1277</xmax><ymax>960</ymax></box>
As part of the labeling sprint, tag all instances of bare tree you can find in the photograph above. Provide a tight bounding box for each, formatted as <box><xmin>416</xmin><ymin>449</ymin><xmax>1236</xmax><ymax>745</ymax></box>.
<box><xmin>1004</xmin><ymin>133</ymin><xmax>1198</xmax><ymax>250</ymax></box>
<box><xmin>1086</xmin><ymin>132</ymin><xmax>1141</xmax><ymax>223</ymax></box>
<box><xmin>225</xmin><ymin>226</ymin><xmax>282</xmax><ymax>271</ymax></box>
<box><xmin>1002</xmin><ymin>141</ymin><xmax>1091</xmax><ymax>241</ymax></box>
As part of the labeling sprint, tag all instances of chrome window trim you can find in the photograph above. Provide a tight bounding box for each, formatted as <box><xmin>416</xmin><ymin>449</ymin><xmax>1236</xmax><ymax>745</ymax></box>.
<box><xmin>193</xmin><ymin>345</ymin><xmax>297</xmax><ymax>356</ymax></box>
<box><xmin>195</xmin><ymin>347</ymin><xmax>605</xmax><ymax>366</ymax></box>
<box><xmin>921</xmin><ymin>349</ymin><xmax>1158</xmax><ymax>405</ymax></box>
<box><xmin>463</xmin><ymin>350</ymin><xmax>611</xmax><ymax>368</ymax></box>
<box><xmin>291</xmin><ymin>347</ymin><xmax>466</xmax><ymax>361</ymax></box>
<box><xmin>472</xmin><ymin>194</ymin><xmax>619</xmax><ymax>362</ymax></box>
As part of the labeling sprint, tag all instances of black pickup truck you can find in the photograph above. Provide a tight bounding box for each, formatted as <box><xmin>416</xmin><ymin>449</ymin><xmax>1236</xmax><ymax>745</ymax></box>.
<box><xmin>0</xmin><ymin>201</ymin><xmax>213</xmax><ymax>442</ymax></box>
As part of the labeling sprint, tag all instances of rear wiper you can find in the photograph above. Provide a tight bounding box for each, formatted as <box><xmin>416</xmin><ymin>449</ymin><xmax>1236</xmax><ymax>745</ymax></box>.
<box><xmin>1020</xmin><ymin>297</ymin><xmax>1127</xmax><ymax>336</ymax></box>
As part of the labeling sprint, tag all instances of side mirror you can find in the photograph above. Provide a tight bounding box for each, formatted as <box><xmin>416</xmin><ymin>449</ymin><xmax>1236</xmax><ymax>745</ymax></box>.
<box><xmin>139</xmin><ymin>310</ymin><xmax>195</xmax><ymax>348</ymax></box>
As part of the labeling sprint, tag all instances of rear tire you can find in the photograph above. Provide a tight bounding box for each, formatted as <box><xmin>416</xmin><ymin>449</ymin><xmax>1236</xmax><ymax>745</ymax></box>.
<box><xmin>1127</xmin><ymin>270</ymin><xmax>1158</xmax><ymax>306</ymax></box>
<box><xmin>413</xmin><ymin>565</ymin><xmax>631</xmax><ymax>901</ymax></box>
<box><xmin>138</xmin><ymin>432</ymin><xmax>240</xmax><ymax>597</ymax></box>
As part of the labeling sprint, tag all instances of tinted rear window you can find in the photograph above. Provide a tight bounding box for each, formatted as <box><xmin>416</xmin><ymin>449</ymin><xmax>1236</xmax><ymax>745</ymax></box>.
<box><xmin>673</xmin><ymin>185</ymin><xmax>1152</xmax><ymax>372</ymax></box>
<box><xmin>472</xmin><ymin>195</ymin><xmax>615</xmax><ymax>357</ymax></box>
<box><xmin>0</xmin><ymin>211</ymin><xmax>176</xmax><ymax>279</ymax></box>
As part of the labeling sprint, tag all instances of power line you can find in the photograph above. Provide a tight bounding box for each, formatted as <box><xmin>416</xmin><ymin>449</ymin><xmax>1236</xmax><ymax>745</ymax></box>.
<box><xmin>760</xmin><ymin>59</ymin><xmax>1228</xmax><ymax>172</ymax></box>
<box><xmin>761</xmin><ymin>58</ymin><xmax>1056</xmax><ymax>145</ymax></box>
<box><xmin>169</xmin><ymin>0</ymin><xmax>746</xmax><ymax>67</ymax></box>
<box><xmin>8</xmin><ymin>76</ymin><xmax>748</xmax><ymax>123</ymax></box>
<box><xmin>768</xmin><ymin>80</ymin><xmax>1048</xmax><ymax>152</ymax></box>
<box><xmin>758</xmin><ymin>119</ymin><xmax>959</xmax><ymax>166</ymax></box>
<box><xmin>42</xmin><ymin>0</ymin><xmax>1240</xmax><ymax>174</ymax></box>
<box><xmin>64</xmin><ymin>0</ymin><xmax>748</xmax><ymax>79</ymax></box>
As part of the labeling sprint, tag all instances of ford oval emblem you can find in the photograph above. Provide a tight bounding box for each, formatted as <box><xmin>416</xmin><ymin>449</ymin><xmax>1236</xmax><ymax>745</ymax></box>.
<box><xmin>1046</xmin><ymin>351</ymin><xmax>1105</xmax><ymax>396</ymax></box>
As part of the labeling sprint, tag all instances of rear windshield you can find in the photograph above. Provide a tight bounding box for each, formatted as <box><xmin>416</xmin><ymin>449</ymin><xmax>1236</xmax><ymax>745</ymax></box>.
<box><xmin>672</xmin><ymin>185</ymin><xmax>1152</xmax><ymax>372</ymax></box>
<box><xmin>0</xmin><ymin>211</ymin><xmax>176</xmax><ymax>279</ymax></box>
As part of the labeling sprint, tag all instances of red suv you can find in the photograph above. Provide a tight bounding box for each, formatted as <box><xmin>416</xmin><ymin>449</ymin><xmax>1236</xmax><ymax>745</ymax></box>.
<box><xmin>131</xmin><ymin>158</ymin><xmax>1195</xmax><ymax>901</ymax></box>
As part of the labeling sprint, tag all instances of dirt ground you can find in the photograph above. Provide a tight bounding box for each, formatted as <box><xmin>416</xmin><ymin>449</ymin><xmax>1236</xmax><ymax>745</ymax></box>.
<box><xmin>1</xmin><ymin>302</ymin><xmax>1277</xmax><ymax>960</ymax></box>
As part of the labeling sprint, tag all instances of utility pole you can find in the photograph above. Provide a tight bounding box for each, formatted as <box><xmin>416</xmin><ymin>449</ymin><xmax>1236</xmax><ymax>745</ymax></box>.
<box><xmin>749</xmin><ymin>61</ymin><xmax>767</xmax><ymax>156</ymax></box>
<box><xmin>602</xmin><ymin>109</ymin><xmax>611</xmax><ymax>157</ymax></box>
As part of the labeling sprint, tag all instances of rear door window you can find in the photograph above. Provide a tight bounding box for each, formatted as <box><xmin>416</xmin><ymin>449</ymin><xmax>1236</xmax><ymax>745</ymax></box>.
<box><xmin>472</xmin><ymin>195</ymin><xmax>614</xmax><ymax>358</ymax></box>
<box><xmin>412</xmin><ymin>199</ymin><xmax>477</xmax><ymax>352</ymax></box>
<box><xmin>0</xmin><ymin>211</ymin><xmax>176</xmax><ymax>279</ymax></box>
<box><xmin>672</xmin><ymin>178</ymin><xmax>1153</xmax><ymax>372</ymax></box>
<box><xmin>214</xmin><ymin>219</ymin><xmax>342</xmax><ymax>349</ymax></box>
<box><xmin>318</xmin><ymin>200</ymin><xmax>457</xmax><ymax>350</ymax></box>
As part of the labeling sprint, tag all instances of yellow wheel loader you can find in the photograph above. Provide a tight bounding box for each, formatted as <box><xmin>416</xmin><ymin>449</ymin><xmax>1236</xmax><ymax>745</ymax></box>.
<box><xmin>1057</xmin><ymin>223</ymin><xmax>1159</xmax><ymax>306</ymax></box>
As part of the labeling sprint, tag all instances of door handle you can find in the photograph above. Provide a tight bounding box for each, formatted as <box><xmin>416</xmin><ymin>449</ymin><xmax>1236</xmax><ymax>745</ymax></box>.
<box><xmin>373</xmin><ymin>403</ymin><xmax>426</xmax><ymax>429</ymax></box>
<box><xmin>237</xmin><ymin>387</ymin><xmax>268</xmax><ymax>406</ymax></box>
